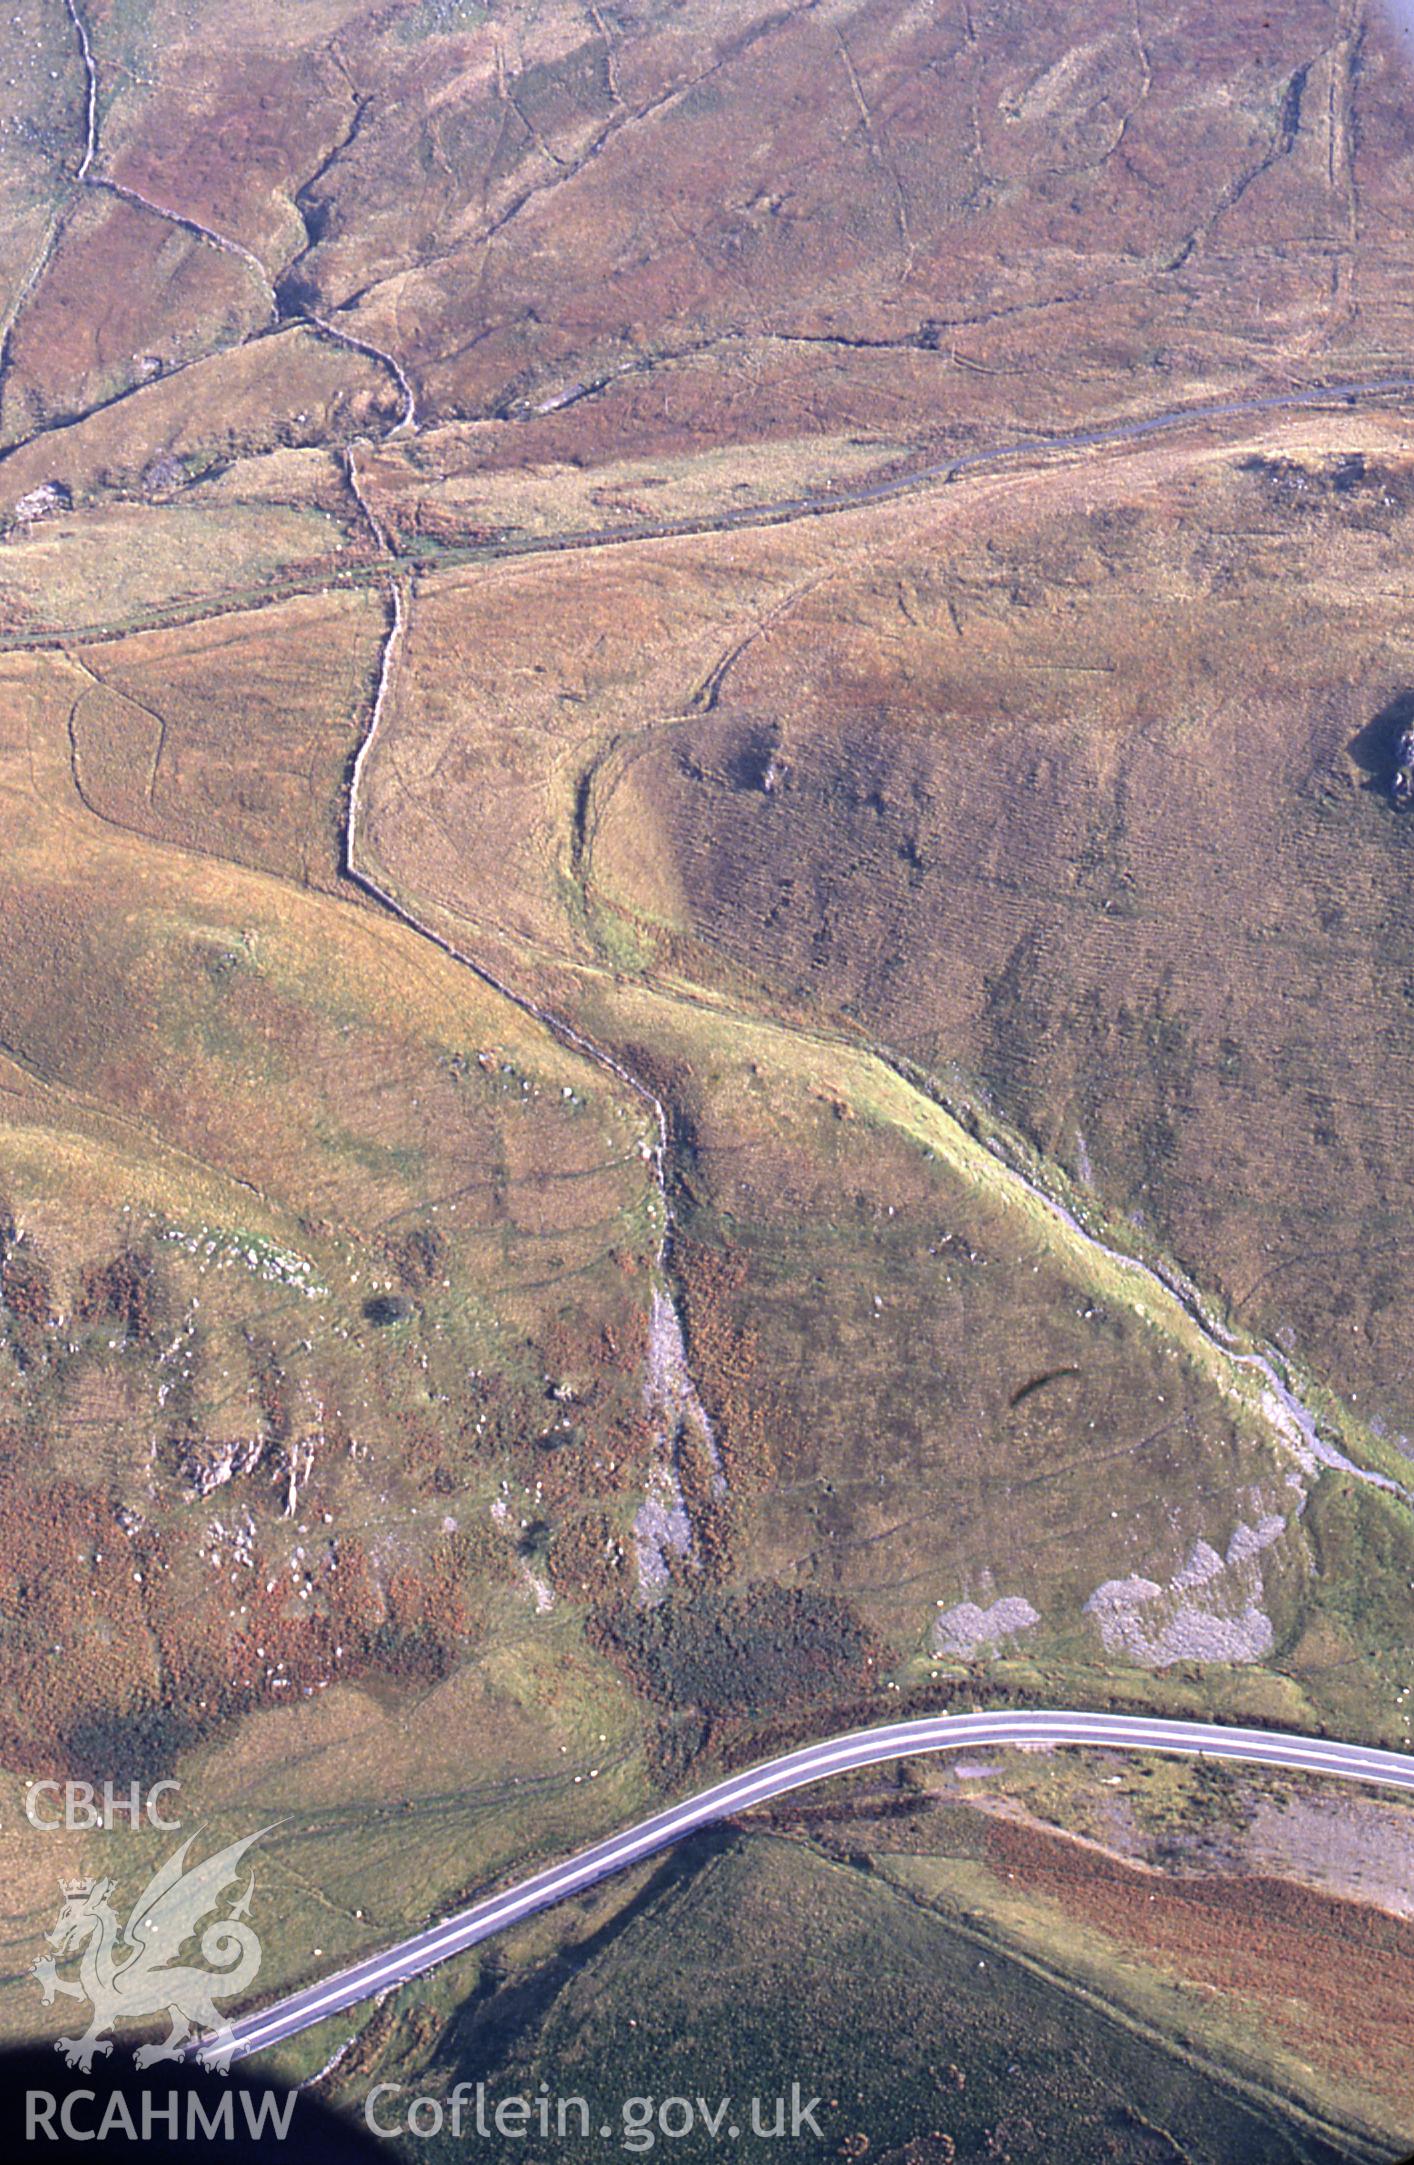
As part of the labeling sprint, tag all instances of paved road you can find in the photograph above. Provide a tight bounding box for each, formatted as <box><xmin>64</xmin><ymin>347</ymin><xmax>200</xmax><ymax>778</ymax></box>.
<box><xmin>213</xmin><ymin>1708</ymin><xmax>1414</xmax><ymax>2064</ymax></box>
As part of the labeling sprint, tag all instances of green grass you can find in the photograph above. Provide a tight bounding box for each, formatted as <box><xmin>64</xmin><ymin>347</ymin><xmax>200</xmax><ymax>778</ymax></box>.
<box><xmin>369</xmin><ymin>1833</ymin><xmax>1371</xmax><ymax>2163</ymax></box>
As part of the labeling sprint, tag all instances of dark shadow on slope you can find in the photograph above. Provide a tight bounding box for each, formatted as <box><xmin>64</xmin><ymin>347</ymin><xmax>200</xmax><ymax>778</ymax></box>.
<box><xmin>434</xmin><ymin>1827</ymin><xmax>738</xmax><ymax>2081</ymax></box>
<box><xmin>1349</xmin><ymin>691</ymin><xmax>1414</xmax><ymax>804</ymax></box>
<box><xmin>0</xmin><ymin>2043</ymin><xmax>381</xmax><ymax>2158</ymax></box>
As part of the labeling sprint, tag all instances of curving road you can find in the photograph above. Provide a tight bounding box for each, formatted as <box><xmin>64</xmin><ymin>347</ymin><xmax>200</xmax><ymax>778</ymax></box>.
<box><xmin>213</xmin><ymin>1709</ymin><xmax>1414</xmax><ymax>2064</ymax></box>
<box><xmin>200</xmin><ymin>373</ymin><xmax>1414</xmax><ymax>2074</ymax></box>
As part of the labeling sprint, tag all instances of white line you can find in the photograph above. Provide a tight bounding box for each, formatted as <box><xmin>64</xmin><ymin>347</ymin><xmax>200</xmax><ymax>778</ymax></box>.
<box><xmin>96</xmin><ymin>179</ymin><xmax>276</xmax><ymax>310</ymax></box>
<box><xmin>62</xmin><ymin>0</ymin><xmax>97</xmax><ymax>182</ymax></box>
<box><xmin>306</xmin><ymin>313</ymin><xmax>418</xmax><ymax>436</ymax></box>
<box><xmin>893</xmin><ymin>1081</ymin><xmax>1412</xmax><ymax>1505</ymax></box>
<box><xmin>208</xmin><ymin>1710</ymin><xmax>1414</xmax><ymax>2061</ymax></box>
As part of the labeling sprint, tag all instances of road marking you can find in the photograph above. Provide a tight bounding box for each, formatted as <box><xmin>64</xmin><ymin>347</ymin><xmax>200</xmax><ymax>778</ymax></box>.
<box><xmin>210</xmin><ymin>1710</ymin><xmax>1414</xmax><ymax>2060</ymax></box>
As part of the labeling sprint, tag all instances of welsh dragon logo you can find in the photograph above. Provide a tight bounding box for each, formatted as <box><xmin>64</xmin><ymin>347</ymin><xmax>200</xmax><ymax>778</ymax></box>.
<box><xmin>30</xmin><ymin>1828</ymin><xmax>270</xmax><ymax>2074</ymax></box>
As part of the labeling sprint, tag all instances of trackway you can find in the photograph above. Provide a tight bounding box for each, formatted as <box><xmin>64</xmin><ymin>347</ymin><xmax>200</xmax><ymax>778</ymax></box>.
<box><xmin>8</xmin><ymin>372</ymin><xmax>1414</xmax><ymax>653</ymax></box>
<box><xmin>212</xmin><ymin>1709</ymin><xmax>1414</xmax><ymax>2064</ymax></box>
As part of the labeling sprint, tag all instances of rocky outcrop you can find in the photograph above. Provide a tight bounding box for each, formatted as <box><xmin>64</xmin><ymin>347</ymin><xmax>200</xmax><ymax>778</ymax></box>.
<box><xmin>931</xmin><ymin>1595</ymin><xmax>1040</xmax><ymax>1658</ymax></box>
<box><xmin>1084</xmin><ymin>1515</ymin><xmax>1288</xmax><ymax>1667</ymax></box>
<box><xmin>1392</xmin><ymin>726</ymin><xmax>1414</xmax><ymax>808</ymax></box>
<box><xmin>174</xmin><ymin>1436</ymin><xmax>264</xmax><ymax>1498</ymax></box>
